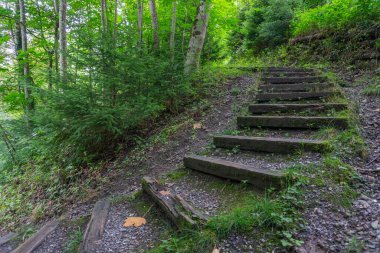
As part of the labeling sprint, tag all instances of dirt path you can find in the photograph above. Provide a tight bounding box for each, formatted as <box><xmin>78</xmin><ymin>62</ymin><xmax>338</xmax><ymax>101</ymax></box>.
<box><xmin>3</xmin><ymin>68</ymin><xmax>379</xmax><ymax>253</ymax></box>
<box><xmin>296</xmin><ymin>72</ymin><xmax>380</xmax><ymax>253</ymax></box>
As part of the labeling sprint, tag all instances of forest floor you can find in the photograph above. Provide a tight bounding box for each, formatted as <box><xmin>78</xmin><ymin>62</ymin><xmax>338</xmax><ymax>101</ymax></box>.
<box><xmin>1</xmin><ymin>67</ymin><xmax>379</xmax><ymax>253</ymax></box>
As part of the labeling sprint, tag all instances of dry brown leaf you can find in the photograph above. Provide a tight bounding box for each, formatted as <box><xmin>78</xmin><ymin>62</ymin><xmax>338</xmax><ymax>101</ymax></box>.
<box><xmin>212</xmin><ymin>248</ymin><xmax>220</xmax><ymax>253</ymax></box>
<box><xmin>159</xmin><ymin>190</ymin><xmax>171</xmax><ymax>196</ymax></box>
<box><xmin>193</xmin><ymin>123</ymin><xmax>203</xmax><ymax>129</ymax></box>
<box><xmin>123</xmin><ymin>217</ymin><xmax>147</xmax><ymax>227</ymax></box>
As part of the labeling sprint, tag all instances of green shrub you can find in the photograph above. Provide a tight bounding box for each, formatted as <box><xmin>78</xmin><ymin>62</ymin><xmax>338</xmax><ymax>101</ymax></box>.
<box><xmin>293</xmin><ymin>0</ymin><xmax>380</xmax><ymax>36</ymax></box>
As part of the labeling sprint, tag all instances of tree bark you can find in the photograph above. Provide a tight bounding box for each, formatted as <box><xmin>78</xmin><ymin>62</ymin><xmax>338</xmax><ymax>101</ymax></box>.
<box><xmin>113</xmin><ymin>0</ymin><xmax>117</xmax><ymax>39</ymax></box>
<box><xmin>15</xmin><ymin>1</ymin><xmax>23</xmax><ymax>92</ymax></box>
<box><xmin>101</xmin><ymin>0</ymin><xmax>108</xmax><ymax>35</ymax></box>
<box><xmin>184</xmin><ymin>0</ymin><xmax>210</xmax><ymax>75</ymax></box>
<box><xmin>59</xmin><ymin>0</ymin><xmax>68</xmax><ymax>84</ymax></box>
<box><xmin>136</xmin><ymin>0</ymin><xmax>143</xmax><ymax>46</ymax></box>
<box><xmin>149</xmin><ymin>0</ymin><xmax>159</xmax><ymax>52</ymax></box>
<box><xmin>19</xmin><ymin>0</ymin><xmax>34</xmax><ymax>111</ymax></box>
<box><xmin>170</xmin><ymin>1</ymin><xmax>177</xmax><ymax>62</ymax></box>
<box><xmin>53</xmin><ymin>0</ymin><xmax>59</xmax><ymax>78</ymax></box>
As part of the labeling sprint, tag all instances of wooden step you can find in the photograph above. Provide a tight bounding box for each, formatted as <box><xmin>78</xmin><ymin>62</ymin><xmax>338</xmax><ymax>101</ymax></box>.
<box><xmin>79</xmin><ymin>199</ymin><xmax>111</xmax><ymax>253</ymax></box>
<box><xmin>183</xmin><ymin>155</ymin><xmax>284</xmax><ymax>189</ymax></box>
<box><xmin>11</xmin><ymin>220</ymin><xmax>59</xmax><ymax>253</ymax></box>
<box><xmin>0</xmin><ymin>232</ymin><xmax>17</xmax><ymax>246</ymax></box>
<box><xmin>264</xmin><ymin>72</ymin><xmax>316</xmax><ymax>77</ymax></box>
<box><xmin>263</xmin><ymin>76</ymin><xmax>326</xmax><ymax>84</ymax></box>
<box><xmin>265</xmin><ymin>67</ymin><xmax>313</xmax><ymax>72</ymax></box>
<box><xmin>249</xmin><ymin>103</ymin><xmax>347</xmax><ymax>114</ymax></box>
<box><xmin>256</xmin><ymin>92</ymin><xmax>339</xmax><ymax>102</ymax></box>
<box><xmin>237</xmin><ymin>116</ymin><xmax>348</xmax><ymax>129</ymax></box>
<box><xmin>214</xmin><ymin>135</ymin><xmax>328</xmax><ymax>153</ymax></box>
<box><xmin>259</xmin><ymin>83</ymin><xmax>330</xmax><ymax>92</ymax></box>
<box><xmin>142</xmin><ymin>177</ymin><xmax>208</xmax><ymax>229</ymax></box>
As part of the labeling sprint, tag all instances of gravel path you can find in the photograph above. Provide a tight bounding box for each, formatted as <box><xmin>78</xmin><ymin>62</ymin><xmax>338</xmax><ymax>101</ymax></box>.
<box><xmin>296</xmin><ymin>71</ymin><xmax>380</xmax><ymax>253</ymax></box>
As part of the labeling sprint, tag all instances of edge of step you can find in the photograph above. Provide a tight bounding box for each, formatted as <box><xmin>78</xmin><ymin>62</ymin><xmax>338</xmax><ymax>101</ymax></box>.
<box><xmin>255</xmin><ymin>91</ymin><xmax>340</xmax><ymax>102</ymax></box>
<box><xmin>183</xmin><ymin>155</ymin><xmax>285</xmax><ymax>189</ymax></box>
<box><xmin>248</xmin><ymin>103</ymin><xmax>347</xmax><ymax>114</ymax></box>
<box><xmin>78</xmin><ymin>198</ymin><xmax>111</xmax><ymax>253</ymax></box>
<box><xmin>237</xmin><ymin>115</ymin><xmax>348</xmax><ymax>129</ymax></box>
<box><xmin>213</xmin><ymin>135</ymin><xmax>328</xmax><ymax>153</ymax></box>
<box><xmin>11</xmin><ymin>220</ymin><xmax>59</xmax><ymax>253</ymax></box>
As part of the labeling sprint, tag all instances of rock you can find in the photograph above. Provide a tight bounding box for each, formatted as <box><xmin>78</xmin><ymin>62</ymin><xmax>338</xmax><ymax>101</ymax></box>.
<box><xmin>357</xmin><ymin>200</ymin><xmax>370</xmax><ymax>208</ymax></box>
<box><xmin>371</xmin><ymin>220</ymin><xmax>379</xmax><ymax>230</ymax></box>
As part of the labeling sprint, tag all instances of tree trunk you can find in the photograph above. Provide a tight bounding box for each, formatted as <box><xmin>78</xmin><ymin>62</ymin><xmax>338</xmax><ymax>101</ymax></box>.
<box><xmin>15</xmin><ymin>2</ymin><xmax>23</xmax><ymax>92</ymax></box>
<box><xmin>149</xmin><ymin>0</ymin><xmax>159</xmax><ymax>53</ymax></box>
<box><xmin>170</xmin><ymin>1</ymin><xmax>177</xmax><ymax>62</ymax></box>
<box><xmin>113</xmin><ymin>0</ymin><xmax>117</xmax><ymax>39</ymax></box>
<box><xmin>184</xmin><ymin>0</ymin><xmax>210</xmax><ymax>75</ymax></box>
<box><xmin>59</xmin><ymin>0</ymin><xmax>67</xmax><ymax>84</ymax></box>
<box><xmin>53</xmin><ymin>0</ymin><xmax>59</xmax><ymax>79</ymax></box>
<box><xmin>136</xmin><ymin>0</ymin><xmax>143</xmax><ymax>46</ymax></box>
<box><xmin>19</xmin><ymin>0</ymin><xmax>34</xmax><ymax>111</ymax></box>
<box><xmin>101</xmin><ymin>0</ymin><xmax>108</xmax><ymax>35</ymax></box>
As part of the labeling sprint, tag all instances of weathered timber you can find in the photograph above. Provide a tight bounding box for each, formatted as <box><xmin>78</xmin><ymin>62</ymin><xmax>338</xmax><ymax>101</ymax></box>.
<box><xmin>142</xmin><ymin>176</ymin><xmax>208</xmax><ymax>229</ymax></box>
<box><xmin>0</xmin><ymin>232</ymin><xmax>17</xmax><ymax>246</ymax></box>
<box><xmin>214</xmin><ymin>135</ymin><xmax>328</xmax><ymax>153</ymax></box>
<box><xmin>263</xmin><ymin>76</ymin><xmax>326</xmax><ymax>84</ymax></box>
<box><xmin>259</xmin><ymin>83</ymin><xmax>331</xmax><ymax>92</ymax></box>
<box><xmin>249</xmin><ymin>103</ymin><xmax>347</xmax><ymax>114</ymax></box>
<box><xmin>78</xmin><ymin>199</ymin><xmax>110</xmax><ymax>253</ymax></box>
<box><xmin>183</xmin><ymin>155</ymin><xmax>284</xmax><ymax>189</ymax></box>
<box><xmin>256</xmin><ymin>92</ymin><xmax>339</xmax><ymax>102</ymax></box>
<box><xmin>11</xmin><ymin>220</ymin><xmax>59</xmax><ymax>253</ymax></box>
<box><xmin>265</xmin><ymin>67</ymin><xmax>313</xmax><ymax>72</ymax></box>
<box><xmin>264</xmin><ymin>71</ymin><xmax>316</xmax><ymax>77</ymax></box>
<box><xmin>237</xmin><ymin>116</ymin><xmax>348</xmax><ymax>129</ymax></box>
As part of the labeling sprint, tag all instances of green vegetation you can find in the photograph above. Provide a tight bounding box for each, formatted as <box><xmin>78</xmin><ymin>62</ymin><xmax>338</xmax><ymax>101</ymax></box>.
<box><xmin>293</xmin><ymin>0</ymin><xmax>380</xmax><ymax>37</ymax></box>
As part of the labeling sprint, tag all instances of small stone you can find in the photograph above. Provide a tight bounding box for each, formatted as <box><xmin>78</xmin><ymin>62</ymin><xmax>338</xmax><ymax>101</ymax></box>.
<box><xmin>357</xmin><ymin>200</ymin><xmax>370</xmax><ymax>208</ymax></box>
<box><xmin>371</xmin><ymin>220</ymin><xmax>379</xmax><ymax>230</ymax></box>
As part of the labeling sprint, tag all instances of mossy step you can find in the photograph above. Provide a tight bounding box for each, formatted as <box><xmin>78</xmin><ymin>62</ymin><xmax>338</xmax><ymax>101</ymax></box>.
<box><xmin>214</xmin><ymin>135</ymin><xmax>328</xmax><ymax>153</ymax></box>
<box><xmin>11</xmin><ymin>220</ymin><xmax>59</xmax><ymax>253</ymax></box>
<box><xmin>237</xmin><ymin>116</ymin><xmax>348</xmax><ymax>129</ymax></box>
<box><xmin>249</xmin><ymin>103</ymin><xmax>347</xmax><ymax>114</ymax></box>
<box><xmin>78</xmin><ymin>199</ymin><xmax>110</xmax><ymax>253</ymax></box>
<box><xmin>256</xmin><ymin>92</ymin><xmax>339</xmax><ymax>102</ymax></box>
<box><xmin>265</xmin><ymin>67</ymin><xmax>313</xmax><ymax>72</ymax></box>
<box><xmin>259</xmin><ymin>83</ymin><xmax>330</xmax><ymax>92</ymax></box>
<box><xmin>264</xmin><ymin>72</ymin><xmax>317</xmax><ymax>77</ymax></box>
<box><xmin>183</xmin><ymin>155</ymin><xmax>284</xmax><ymax>189</ymax></box>
<box><xmin>263</xmin><ymin>76</ymin><xmax>326</xmax><ymax>84</ymax></box>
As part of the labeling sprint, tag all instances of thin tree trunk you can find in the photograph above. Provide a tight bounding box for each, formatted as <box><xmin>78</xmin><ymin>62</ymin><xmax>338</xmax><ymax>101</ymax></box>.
<box><xmin>15</xmin><ymin>2</ymin><xmax>23</xmax><ymax>93</ymax></box>
<box><xmin>53</xmin><ymin>0</ymin><xmax>59</xmax><ymax>80</ymax></box>
<box><xmin>59</xmin><ymin>0</ymin><xmax>67</xmax><ymax>84</ymax></box>
<box><xmin>181</xmin><ymin>6</ymin><xmax>187</xmax><ymax>57</ymax></box>
<box><xmin>170</xmin><ymin>1</ymin><xmax>177</xmax><ymax>62</ymax></box>
<box><xmin>149</xmin><ymin>0</ymin><xmax>159</xmax><ymax>53</ymax></box>
<box><xmin>184</xmin><ymin>0</ymin><xmax>210</xmax><ymax>75</ymax></box>
<box><xmin>101</xmin><ymin>0</ymin><xmax>108</xmax><ymax>35</ymax></box>
<box><xmin>19</xmin><ymin>0</ymin><xmax>34</xmax><ymax>111</ymax></box>
<box><xmin>113</xmin><ymin>0</ymin><xmax>117</xmax><ymax>39</ymax></box>
<box><xmin>136</xmin><ymin>0</ymin><xmax>143</xmax><ymax>46</ymax></box>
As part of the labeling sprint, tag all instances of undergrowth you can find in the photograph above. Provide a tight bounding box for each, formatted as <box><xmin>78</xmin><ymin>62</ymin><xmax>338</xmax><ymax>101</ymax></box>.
<box><xmin>0</xmin><ymin>64</ymin><xmax>245</xmax><ymax>230</ymax></box>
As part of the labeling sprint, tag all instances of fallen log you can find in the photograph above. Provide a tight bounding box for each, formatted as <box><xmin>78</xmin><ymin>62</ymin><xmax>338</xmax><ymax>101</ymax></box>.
<box><xmin>142</xmin><ymin>176</ymin><xmax>208</xmax><ymax>229</ymax></box>
<box><xmin>78</xmin><ymin>199</ymin><xmax>110</xmax><ymax>253</ymax></box>
<box><xmin>11</xmin><ymin>220</ymin><xmax>59</xmax><ymax>253</ymax></box>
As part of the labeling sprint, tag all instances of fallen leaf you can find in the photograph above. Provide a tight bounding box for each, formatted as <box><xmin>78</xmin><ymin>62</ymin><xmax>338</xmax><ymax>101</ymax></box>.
<box><xmin>159</xmin><ymin>190</ymin><xmax>171</xmax><ymax>196</ymax></box>
<box><xmin>212</xmin><ymin>248</ymin><xmax>220</xmax><ymax>253</ymax></box>
<box><xmin>193</xmin><ymin>123</ymin><xmax>203</xmax><ymax>129</ymax></box>
<box><xmin>123</xmin><ymin>217</ymin><xmax>147</xmax><ymax>227</ymax></box>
